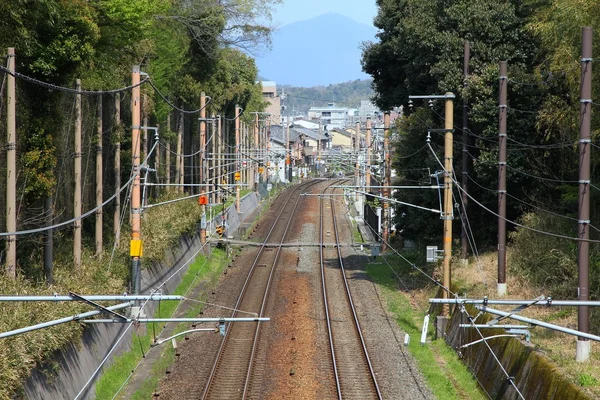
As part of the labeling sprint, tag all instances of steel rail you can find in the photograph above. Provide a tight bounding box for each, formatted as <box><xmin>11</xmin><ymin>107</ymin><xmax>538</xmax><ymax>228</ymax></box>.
<box><xmin>321</xmin><ymin>181</ymin><xmax>383</xmax><ymax>399</ymax></box>
<box><xmin>201</xmin><ymin>179</ymin><xmax>321</xmax><ymax>400</ymax></box>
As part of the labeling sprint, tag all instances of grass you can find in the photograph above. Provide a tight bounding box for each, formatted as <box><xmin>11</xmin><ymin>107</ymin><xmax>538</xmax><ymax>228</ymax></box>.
<box><xmin>95</xmin><ymin>248</ymin><xmax>228</xmax><ymax>399</ymax></box>
<box><xmin>366</xmin><ymin>256</ymin><xmax>485</xmax><ymax>400</ymax></box>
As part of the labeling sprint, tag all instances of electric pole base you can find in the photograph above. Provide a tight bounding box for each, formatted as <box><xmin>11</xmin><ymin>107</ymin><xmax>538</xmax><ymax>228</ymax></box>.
<box><xmin>435</xmin><ymin>315</ymin><xmax>449</xmax><ymax>340</ymax></box>
<box><xmin>497</xmin><ymin>283</ymin><xmax>507</xmax><ymax>297</ymax></box>
<box><xmin>576</xmin><ymin>340</ymin><xmax>591</xmax><ymax>362</ymax></box>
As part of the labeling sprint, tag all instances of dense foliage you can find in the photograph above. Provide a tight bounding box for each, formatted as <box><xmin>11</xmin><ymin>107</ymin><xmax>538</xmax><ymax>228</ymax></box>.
<box><xmin>282</xmin><ymin>79</ymin><xmax>375</xmax><ymax>114</ymax></box>
<box><xmin>362</xmin><ymin>0</ymin><xmax>600</xmax><ymax>302</ymax></box>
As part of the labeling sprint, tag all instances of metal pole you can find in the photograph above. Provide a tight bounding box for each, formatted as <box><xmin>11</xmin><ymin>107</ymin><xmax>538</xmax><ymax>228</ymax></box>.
<box><xmin>382</xmin><ymin>112</ymin><xmax>391</xmax><ymax>251</ymax></box>
<box><xmin>498</xmin><ymin>61</ymin><xmax>508</xmax><ymax>297</ymax></box>
<box><xmin>217</xmin><ymin>115</ymin><xmax>222</xmax><ymax>199</ymax></box>
<box><xmin>114</xmin><ymin>93</ymin><xmax>122</xmax><ymax>243</ymax></box>
<box><xmin>131</xmin><ymin>66</ymin><xmax>142</xmax><ymax>294</ymax></box>
<box><xmin>166</xmin><ymin>113</ymin><xmax>171</xmax><ymax>187</ymax></box>
<box><xmin>461</xmin><ymin>40</ymin><xmax>470</xmax><ymax>261</ymax></box>
<box><xmin>355</xmin><ymin>121</ymin><xmax>360</xmax><ymax>203</ymax></box>
<box><xmin>0</xmin><ymin>302</ymin><xmax>132</xmax><ymax>339</ymax></box>
<box><xmin>74</xmin><ymin>79</ymin><xmax>82</xmax><ymax>269</ymax></box>
<box><xmin>442</xmin><ymin>93</ymin><xmax>454</xmax><ymax>316</ymax></box>
<box><xmin>177</xmin><ymin>107</ymin><xmax>184</xmax><ymax>193</ymax></box>
<box><xmin>477</xmin><ymin>306</ymin><xmax>600</xmax><ymax>343</ymax></box>
<box><xmin>0</xmin><ymin>295</ymin><xmax>184</xmax><ymax>302</ymax></box>
<box><xmin>5</xmin><ymin>48</ymin><xmax>16</xmax><ymax>278</ymax></box>
<box><xmin>286</xmin><ymin>118</ymin><xmax>291</xmax><ymax>182</ymax></box>
<box><xmin>430</xmin><ymin>298</ymin><xmax>600</xmax><ymax>307</ymax></box>
<box><xmin>235</xmin><ymin>105</ymin><xmax>241</xmax><ymax>212</ymax></box>
<box><xmin>255</xmin><ymin>113</ymin><xmax>259</xmax><ymax>191</ymax></box>
<box><xmin>366</xmin><ymin>116</ymin><xmax>372</xmax><ymax>189</ymax></box>
<box><xmin>577</xmin><ymin>26</ymin><xmax>593</xmax><ymax>362</ymax></box>
<box><xmin>44</xmin><ymin>197</ymin><xmax>53</xmax><ymax>284</ymax></box>
<box><xmin>82</xmin><ymin>317</ymin><xmax>270</xmax><ymax>324</ymax></box>
<box><xmin>96</xmin><ymin>95</ymin><xmax>103</xmax><ymax>258</ymax></box>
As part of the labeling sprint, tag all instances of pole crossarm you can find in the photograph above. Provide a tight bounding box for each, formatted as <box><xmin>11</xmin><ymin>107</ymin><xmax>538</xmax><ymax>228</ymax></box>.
<box><xmin>69</xmin><ymin>291</ymin><xmax>128</xmax><ymax>321</ymax></box>
<box><xmin>487</xmin><ymin>295</ymin><xmax>545</xmax><ymax>326</ymax></box>
<box><xmin>428</xmin><ymin>297</ymin><xmax>600</xmax><ymax>307</ymax></box>
<box><xmin>0</xmin><ymin>294</ymin><xmax>184</xmax><ymax>302</ymax></box>
<box><xmin>81</xmin><ymin>317</ymin><xmax>271</xmax><ymax>324</ymax></box>
<box><xmin>353</xmin><ymin>190</ymin><xmax>442</xmax><ymax>214</ymax></box>
<box><xmin>0</xmin><ymin>302</ymin><xmax>133</xmax><ymax>339</ymax></box>
<box><xmin>476</xmin><ymin>305</ymin><xmax>600</xmax><ymax>343</ymax></box>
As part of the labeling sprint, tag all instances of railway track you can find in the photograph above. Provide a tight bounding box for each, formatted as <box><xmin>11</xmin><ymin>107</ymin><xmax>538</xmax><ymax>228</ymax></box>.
<box><xmin>319</xmin><ymin>182</ymin><xmax>382</xmax><ymax>400</ymax></box>
<box><xmin>200</xmin><ymin>179</ymin><xmax>322</xmax><ymax>400</ymax></box>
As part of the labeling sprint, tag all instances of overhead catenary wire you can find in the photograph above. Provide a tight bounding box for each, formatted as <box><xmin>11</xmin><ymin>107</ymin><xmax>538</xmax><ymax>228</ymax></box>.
<box><xmin>147</xmin><ymin>79</ymin><xmax>212</xmax><ymax>114</ymax></box>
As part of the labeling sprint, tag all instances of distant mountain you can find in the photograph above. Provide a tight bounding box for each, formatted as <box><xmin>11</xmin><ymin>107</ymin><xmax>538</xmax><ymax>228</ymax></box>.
<box><xmin>256</xmin><ymin>13</ymin><xmax>377</xmax><ymax>87</ymax></box>
<box><xmin>281</xmin><ymin>79</ymin><xmax>374</xmax><ymax>115</ymax></box>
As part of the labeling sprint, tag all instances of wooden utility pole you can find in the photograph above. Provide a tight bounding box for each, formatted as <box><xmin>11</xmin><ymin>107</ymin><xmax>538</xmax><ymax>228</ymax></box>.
<box><xmin>235</xmin><ymin>106</ymin><xmax>241</xmax><ymax>211</ymax></box>
<box><xmin>498</xmin><ymin>61</ymin><xmax>508</xmax><ymax>297</ymax></box>
<box><xmin>442</xmin><ymin>93</ymin><xmax>455</xmax><ymax>316</ymax></box>
<box><xmin>217</xmin><ymin>114</ymin><xmax>222</xmax><ymax>190</ymax></box>
<box><xmin>200</xmin><ymin>92</ymin><xmax>207</xmax><ymax>245</ymax></box>
<box><xmin>96</xmin><ymin>95</ymin><xmax>103</xmax><ymax>258</ymax></box>
<box><xmin>5</xmin><ymin>48</ymin><xmax>16</xmax><ymax>277</ymax></box>
<box><xmin>211</xmin><ymin>114</ymin><xmax>216</xmax><ymax>203</ymax></box>
<box><xmin>286</xmin><ymin>119</ymin><xmax>291</xmax><ymax>182</ymax></box>
<box><xmin>177</xmin><ymin>110</ymin><xmax>184</xmax><ymax>193</ymax></box>
<box><xmin>382</xmin><ymin>112</ymin><xmax>391</xmax><ymax>250</ymax></box>
<box><xmin>131</xmin><ymin>66</ymin><xmax>142</xmax><ymax>294</ymax></box>
<box><xmin>114</xmin><ymin>94</ymin><xmax>121</xmax><ymax>243</ymax></box>
<box><xmin>255</xmin><ymin>113</ymin><xmax>259</xmax><ymax>191</ymax></box>
<box><xmin>577</xmin><ymin>26</ymin><xmax>592</xmax><ymax>363</ymax></box>
<box><xmin>165</xmin><ymin>114</ymin><xmax>171</xmax><ymax>186</ymax></box>
<box><xmin>461</xmin><ymin>41</ymin><xmax>470</xmax><ymax>261</ymax></box>
<box><xmin>74</xmin><ymin>79</ymin><xmax>82</xmax><ymax>270</ymax></box>
<box><xmin>366</xmin><ymin>116</ymin><xmax>372</xmax><ymax>189</ymax></box>
<box><xmin>267</xmin><ymin>117</ymin><xmax>271</xmax><ymax>184</ymax></box>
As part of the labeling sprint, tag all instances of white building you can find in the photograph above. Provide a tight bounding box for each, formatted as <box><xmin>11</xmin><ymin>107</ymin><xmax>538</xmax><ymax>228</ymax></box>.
<box><xmin>307</xmin><ymin>103</ymin><xmax>350</xmax><ymax>129</ymax></box>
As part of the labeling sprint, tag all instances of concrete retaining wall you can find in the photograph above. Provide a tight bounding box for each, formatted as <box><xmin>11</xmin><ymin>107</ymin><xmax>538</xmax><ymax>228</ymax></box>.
<box><xmin>445</xmin><ymin>305</ymin><xmax>591</xmax><ymax>399</ymax></box>
<box><xmin>23</xmin><ymin>193</ymin><xmax>261</xmax><ymax>400</ymax></box>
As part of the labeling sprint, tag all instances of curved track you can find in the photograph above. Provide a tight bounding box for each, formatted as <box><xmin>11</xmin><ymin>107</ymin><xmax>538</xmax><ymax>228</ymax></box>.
<box><xmin>319</xmin><ymin>182</ymin><xmax>382</xmax><ymax>400</ymax></box>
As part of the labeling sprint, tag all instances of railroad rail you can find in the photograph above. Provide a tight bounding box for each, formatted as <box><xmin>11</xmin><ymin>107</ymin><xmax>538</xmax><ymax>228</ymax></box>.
<box><xmin>201</xmin><ymin>179</ymin><xmax>321</xmax><ymax>400</ymax></box>
<box><xmin>319</xmin><ymin>182</ymin><xmax>382</xmax><ymax>400</ymax></box>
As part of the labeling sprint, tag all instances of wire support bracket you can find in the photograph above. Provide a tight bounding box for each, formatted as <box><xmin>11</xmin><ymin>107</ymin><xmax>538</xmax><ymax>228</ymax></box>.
<box><xmin>581</xmin><ymin>58</ymin><xmax>593</xmax><ymax>62</ymax></box>
<box><xmin>579</xmin><ymin>220</ymin><xmax>591</xmax><ymax>224</ymax></box>
<box><xmin>580</xmin><ymin>99</ymin><xmax>592</xmax><ymax>104</ymax></box>
<box><xmin>69</xmin><ymin>292</ymin><xmax>128</xmax><ymax>321</ymax></box>
<box><xmin>579</xmin><ymin>180</ymin><xmax>591</xmax><ymax>184</ymax></box>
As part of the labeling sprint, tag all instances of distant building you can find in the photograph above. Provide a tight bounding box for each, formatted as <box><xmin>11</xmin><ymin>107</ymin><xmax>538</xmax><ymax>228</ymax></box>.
<box><xmin>307</xmin><ymin>103</ymin><xmax>350</xmax><ymax>129</ymax></box>
<box><xmin>357</xmin><ymin>100</ymin><xmax>381</xmax><ymax>121</ymax></box>
<box><xmin>261</xmin><ymin>81</ymin><xmax>281</xmax><ymax>124</ymax></box>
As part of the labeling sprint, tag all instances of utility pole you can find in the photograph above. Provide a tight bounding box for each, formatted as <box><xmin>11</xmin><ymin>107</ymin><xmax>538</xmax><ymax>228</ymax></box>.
<box><xmin>255</xmin><ymin>113</ymin><xmax>259</xmax><ymax>191</ymax></box>
<box><xmin>114</xmin><ymin>94</ymin><xmax>121</xmax><ymax>243</ymax></box>
<box><xmin>74</xmin><ymin>79</ymin><xmax>82</xmax><ymax>270</ymax></box>
<box><xmin>267</xmin><ymin>117</ymin><xmax>271</xmax><ymax>184</ymax></box>
<box><xmin>355</xmin><ymin>121</ymin><xmax>360</xmax><ymax>203</ymax></box>
<box><xmin>96</xmin><ymin>95</ymin><xmax>103</xmax><ymax>258</ymax></box>
<box><xmin>44</xmin><ymin>197</ymin><xmax>53</xmax><ymax>284</ymax></box>
<box><xmin>382</xmin><ymin>112</ymin><xmax>391</xmax><ymax>251</ymax></box>
<box><xmin>235</xmin><ymin>105</ymin><xmax>241</xmax><ymax>212</ymax></box>
<box><xmin>461</xmin><ymin>41</ymin><xmax>470</xmax><ymax>262</ymax></box>
<box><xmin>5</xmin><ymin>48</ymin><xmax>16</xmax><ymax>278</ymax></box>
<box><xmin>166</xmin><ymin>114</ymin><xmax>172</xmax><ymax>186</ymax></box>
<box><xmin>442</xmin><ymin>93</ymin><xmax>455</xmax><ymax>318</ymax></box>
<box><xmin>286</xmin><ymin>119</ymin><xmax>292</xmax><ymax>182</ymax></box>
<box><xmin>366</xmin><ymin>116</ymin><xmax>372</xmax><ymax>189</ymax></box>
<box><xmin>177</xmin><ymin>109</ymin><xmax>184</xmax><ymax>193</ymax></box>
<box><xmin>217</xmin><ymin>114</ymin><xmax>222</xmax><ymax>197</ymax></box>
<box><xmin>131</xmin><ymin>66</ymin><xmax>142</xmax><ymax>294</ymax></box>
<box><xmin>498</xmin><ymin>61</ymin><xmax>508</xmax><ymax>297</ymax></box>
<box><xmin>200</xmin><ymin>92</ymin><xmax>207</xmax><ymax>245</ymax></box>
<box><xmin>577</xmin><ymin>26</ymin><xmax>592</xmax><ymax>363</ymax></box>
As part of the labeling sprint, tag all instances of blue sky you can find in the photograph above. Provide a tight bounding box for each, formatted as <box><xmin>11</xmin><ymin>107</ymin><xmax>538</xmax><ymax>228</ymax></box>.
<box><xmin>272</xmin><ymin>0</ymin><xmax>378</xmax><ymax>27</ymax></box>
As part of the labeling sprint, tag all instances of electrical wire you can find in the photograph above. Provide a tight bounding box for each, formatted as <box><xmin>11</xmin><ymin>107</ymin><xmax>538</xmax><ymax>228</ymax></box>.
<box><xmin>146</xmin><ymin>79</ymin><xmax>212</xmax><ymax>114</ymax></box>
<box><xmin>0</xmin><ymin>64</ymin><xmax>148</xmax><ymax>95</ymax></box>
<box><xmin>427</xmin><ymin>143</ymin><xmax>600</xmax><ymax>243</ymax></box>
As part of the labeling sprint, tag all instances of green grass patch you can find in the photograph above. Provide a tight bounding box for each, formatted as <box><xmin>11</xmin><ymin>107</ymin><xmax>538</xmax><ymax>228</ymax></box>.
<box><xmin>366</xmin><ymin>259</ymin><xmax>485</xmax><ymax>400</ymax></box>
<box><xmin>95</xmin><ymin>248</ymin><xmax>228</xmax><ymax>399</ymax></box>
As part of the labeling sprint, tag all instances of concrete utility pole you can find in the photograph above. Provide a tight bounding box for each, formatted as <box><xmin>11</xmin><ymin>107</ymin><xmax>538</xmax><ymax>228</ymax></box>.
<box><xmin>382</xmin><ymin>112</ymin><xmax>391</xmax><ymax>251</ymax></box>
<box><xmin>577</xmin><ymin>26</ymin><xmax>593</xmax><ymax>363</ymax></box>
<box><xmin>5</xmin><ymin>48</ymin><xmax>16</xmax><ymax>278</ymax></box>
<box><xmin>497</xmin><ymin>61</ymin><xmax>508</xmax><ymax>297</ymax></box>
<box><xmin>143</xmin><ymin>94</ymin><xmax>148</xmax><ymax>164</ymax></box>
<box><xmin>96</xmin><ymin>95</ymin><xmax>103</xmax><ymax>258</ymax></box>
<box><xmin>211</xmin><ymin>114</ymin><xmax>216</xmax><ymax>202</ymax></box>
<box><xmin>442</xmin><ymin>93</ymin><xmax>454</xmax><ymax>317</ymax></box>
<box><xmin>217</xmin><ymin>115</ymin><xmax>222</xmax><ymax>193</ymax></box>
<box><xmin>44</xmin><ymin>197</ymin><xmax>53</xmax><ymax>284</ymax></box>
<box><xmin>114</xmin><ymin>94</ymin><xmax>121</xmax><ymax>243</ymax></box>
<box><xmin>74</xmin><ymin>79</ymin><xmax>82</xmax><ymax>270</ymax></box>
<box><xmin>366</xmin><ymin>116</ymin><xmax>372</xmax><ymax>189</ymax></box>
<box><xmin>235</xmin><ymin>105</ymin><xmax>241</xmax><ymax>212</ymax></box>
<box><xmin>131</xmin><ymin>66</ymin><xmax>142</xmax><ymax>294</ymax></box>
<box><xmin>461</xmin><ymin>41</ymin><xmax>470</xmax><ymax>261</ymax></box>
